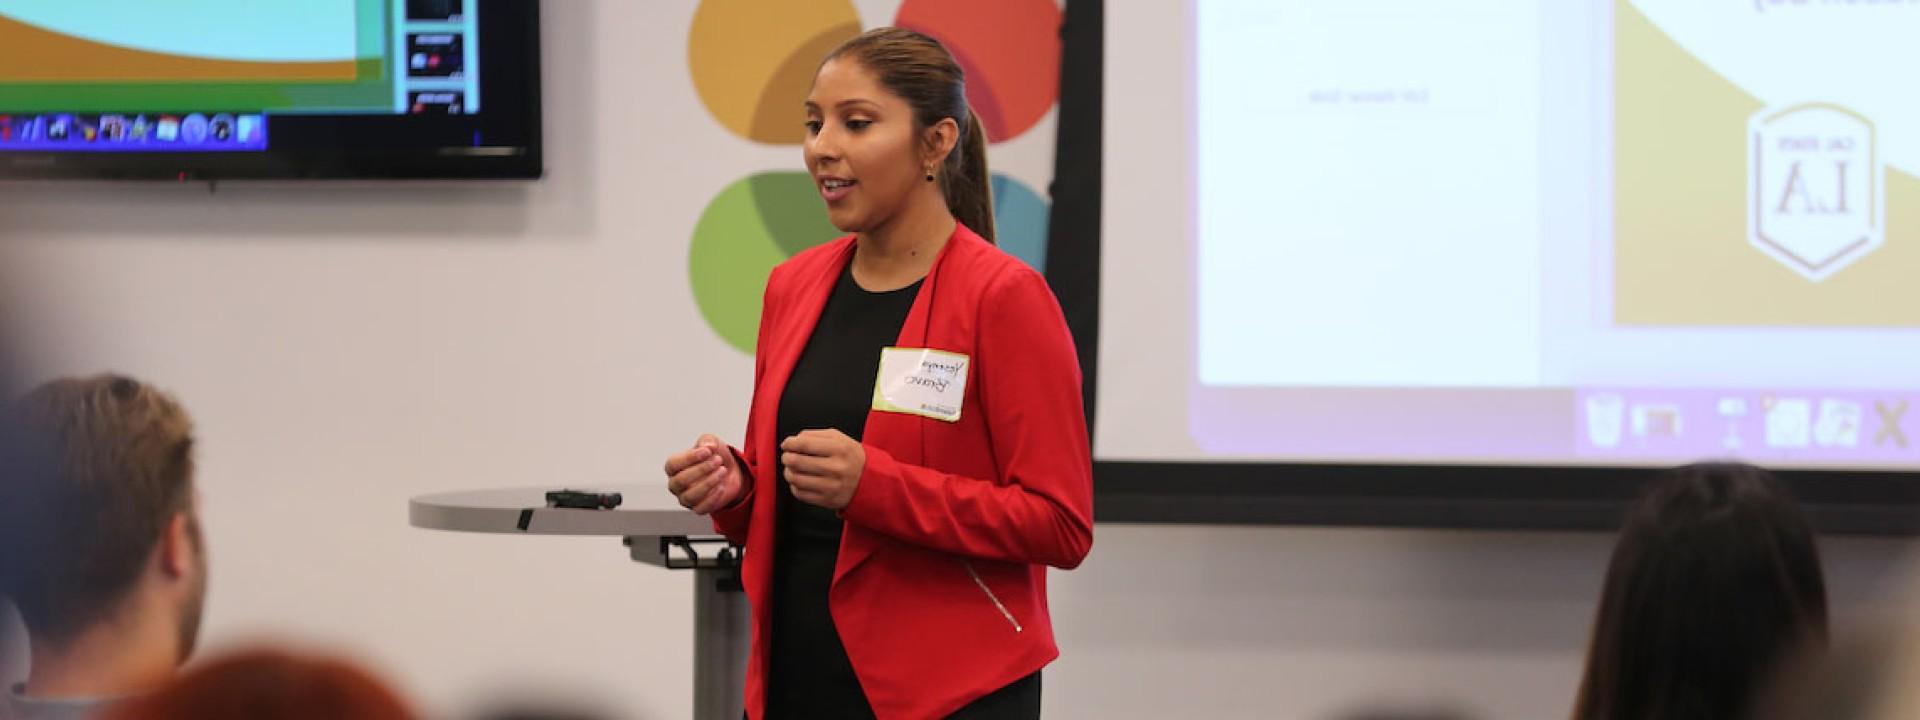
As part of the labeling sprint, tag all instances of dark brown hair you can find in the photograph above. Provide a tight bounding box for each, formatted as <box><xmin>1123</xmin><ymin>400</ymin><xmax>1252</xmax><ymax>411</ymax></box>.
<box><xmin>825</xmin><ymin>27</ymin><xmax>995</xmax><ymax>243</ymax></box>
<box><xmin>0</xmin><ymin>374</ymin><xmax>197</xmax><ymax>643</ymax></box>
<box><xmin>1572</xmin><ymin>463</ymin><xmax>1827</xmax><ymax>720</ymax></box>
<box><xmin>97</xmin><ymin>647</ymin><xmax>418</xmax><ymax>720</ymax></box>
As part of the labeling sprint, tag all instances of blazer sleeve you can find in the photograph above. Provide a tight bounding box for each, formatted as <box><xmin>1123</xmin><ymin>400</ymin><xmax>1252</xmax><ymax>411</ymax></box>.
<box><xmin>711</xmin><ymin>267</ymin><xmax>781</xmax><ymax>542</ymax></box>
<box><xmin>840</xmin><ymin>266</ymin><xmax>1095</xmax><ymax>569</ymax></box>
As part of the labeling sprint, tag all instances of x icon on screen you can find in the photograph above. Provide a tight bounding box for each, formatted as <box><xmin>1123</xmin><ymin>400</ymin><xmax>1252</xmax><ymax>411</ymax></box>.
<box><xmin>1874</xmin><ymin>400</ymin><xmax>1909</xmax><ymax>449</ymax></box>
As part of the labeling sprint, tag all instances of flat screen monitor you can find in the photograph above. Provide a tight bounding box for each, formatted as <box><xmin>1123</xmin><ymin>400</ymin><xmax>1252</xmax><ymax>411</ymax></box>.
<box><xmin>0</xmin><ymin>0</ymin><xmax>541</xmax><ymax>180</ymax></box>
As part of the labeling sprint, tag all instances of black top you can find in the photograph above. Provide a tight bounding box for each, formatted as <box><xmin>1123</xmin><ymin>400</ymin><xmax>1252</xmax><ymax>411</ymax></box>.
<box><xmin>767</xmin><ymin>262</ymin><xmax>920</xmax><ymax>719</ymax></box>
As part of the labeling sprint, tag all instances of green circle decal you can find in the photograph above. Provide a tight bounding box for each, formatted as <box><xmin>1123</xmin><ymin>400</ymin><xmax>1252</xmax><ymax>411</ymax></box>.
<box><xmin>689</xmin><ymin>172</ymin><xmax>840</xmax><ymax>353</ymax></box>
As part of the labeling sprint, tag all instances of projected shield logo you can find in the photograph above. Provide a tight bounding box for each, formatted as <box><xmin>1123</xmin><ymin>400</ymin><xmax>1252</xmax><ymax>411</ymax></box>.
<box><xmin>1747</xmin><ymin>104</ymin><xmax>1884</xmax><ymax>282</ymax></box>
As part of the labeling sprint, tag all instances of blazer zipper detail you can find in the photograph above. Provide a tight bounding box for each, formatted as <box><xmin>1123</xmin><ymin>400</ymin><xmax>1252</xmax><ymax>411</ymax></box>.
<box><xmin>964</xmin><ymin>561</ymin><xmax>1023</xmax><ymax>633</ymax></box>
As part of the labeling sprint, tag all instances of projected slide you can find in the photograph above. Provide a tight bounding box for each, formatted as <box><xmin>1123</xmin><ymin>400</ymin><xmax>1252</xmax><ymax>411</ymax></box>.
<box><xmin>1100</xmin><ymin>0</ymin><xmax>1920</xmax><ymax>470</ymax></box>
<box><xmin>1613</xmin><ymin>1</ymin><xmax>1920</xmax><ymax>320</ymax></box>
<box><xmin>0</xmin><ymin>0</ymin><xmax>486</xmax><ymax>154</ymax></box>
<box><xmin>0</xmin><ymin>1</ymin><xmax>359</xmax><ymax>82</ymax></box>
<box><xmin>0</xmin><ymin>0</ymin><xmax>397</xmax><ymax>115</ymax></box>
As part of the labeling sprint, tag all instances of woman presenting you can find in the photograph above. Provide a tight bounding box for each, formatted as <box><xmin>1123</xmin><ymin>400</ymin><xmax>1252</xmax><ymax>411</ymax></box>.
<box><xmin>663</xmin><ymin>27</ymin><xmax>1094</xmax><ymax>720</ymax></box>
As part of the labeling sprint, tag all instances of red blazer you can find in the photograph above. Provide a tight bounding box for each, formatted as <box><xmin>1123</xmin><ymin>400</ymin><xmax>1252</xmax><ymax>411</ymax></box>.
<box><xmin>712</xmin><ymin>223</ymin><xmax>1094</xmax><ymax>719</ymax></box>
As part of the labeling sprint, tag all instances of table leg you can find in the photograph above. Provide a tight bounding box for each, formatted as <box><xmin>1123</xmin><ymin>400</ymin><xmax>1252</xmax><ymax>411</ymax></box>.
<box><xmin>692</xmin><ymin>567</ymin><xmax>748</xmax><ymax>720</ymax></box>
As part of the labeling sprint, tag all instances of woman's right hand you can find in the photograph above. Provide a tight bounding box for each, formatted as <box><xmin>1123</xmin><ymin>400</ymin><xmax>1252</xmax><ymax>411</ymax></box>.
<box><xmin>665</xmin><ymin>434</ymin><xmax>743</xmax><ymax>515</ymax></box>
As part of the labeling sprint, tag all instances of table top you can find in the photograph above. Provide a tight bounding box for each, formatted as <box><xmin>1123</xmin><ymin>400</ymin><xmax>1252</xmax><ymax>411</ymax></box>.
<box><xmin>409</xmin><ymin>485</ymin><xmax>720</xmax><ymax>537</ymax></box>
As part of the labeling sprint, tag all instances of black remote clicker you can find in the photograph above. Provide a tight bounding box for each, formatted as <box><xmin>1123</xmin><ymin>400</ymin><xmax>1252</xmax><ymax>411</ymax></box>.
<box><xmin>545</xmin><ymin>489</ymin><xmax>623</xmax><ymax>510</ymax></box>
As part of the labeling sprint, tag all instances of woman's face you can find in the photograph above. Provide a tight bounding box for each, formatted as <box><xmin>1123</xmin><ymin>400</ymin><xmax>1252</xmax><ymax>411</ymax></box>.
<box><xmin>804</xmin><ymin>58</ymin><xmax>930</xmax><ymax>233</ymax></box>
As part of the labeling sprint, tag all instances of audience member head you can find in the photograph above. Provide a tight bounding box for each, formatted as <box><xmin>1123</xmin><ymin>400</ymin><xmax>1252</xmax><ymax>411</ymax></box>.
<box><xmin>0</xmin><ymin>374</ymin><xmax>205</xmax><ymax>703</ymax></box>
<box><xmin>96</xmin><ymin>647</ymin><xmax>417</xmax><ymax>720</ymax></box>
<box><xmin>1572</xmin><ymin>462</ymin><xmax>1827</xmax><ymax>720</ymax></box>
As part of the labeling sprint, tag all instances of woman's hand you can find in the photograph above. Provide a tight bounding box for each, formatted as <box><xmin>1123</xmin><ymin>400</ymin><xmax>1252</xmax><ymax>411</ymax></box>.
<box><xmin>664</xmin><ymin>434</ymin><xmax>743</xmax><ymax>515</ymax></box>
<box><xmin>781</xmin><ymin>429</ymin><xmax>866</xmax><ymax>510</ymax></box>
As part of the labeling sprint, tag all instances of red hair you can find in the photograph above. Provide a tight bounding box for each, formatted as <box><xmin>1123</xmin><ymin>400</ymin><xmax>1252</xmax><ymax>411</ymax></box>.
<box><xmin>97</xmin><ymin>648</ymin><xmax>418</xmax><ymax>720</ymax></box>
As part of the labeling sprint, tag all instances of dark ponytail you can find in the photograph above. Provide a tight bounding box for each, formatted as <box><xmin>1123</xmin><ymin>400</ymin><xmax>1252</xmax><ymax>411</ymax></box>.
<box><xmin>825</xmin><ymin>28</ymin><xmax>996</xmax><ymax>243</ymax></box>
<box><xmin>941</xmin><ymin>108</ymin><xmax>994</xmax><ymax>242</ymax></box>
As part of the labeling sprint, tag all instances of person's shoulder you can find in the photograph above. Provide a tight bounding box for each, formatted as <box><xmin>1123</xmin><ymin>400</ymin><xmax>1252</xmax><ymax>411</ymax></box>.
<box><xmin>946</xmin><ymin>227</ymin><xmax>1042</xmax><ymax>292</ymax></box>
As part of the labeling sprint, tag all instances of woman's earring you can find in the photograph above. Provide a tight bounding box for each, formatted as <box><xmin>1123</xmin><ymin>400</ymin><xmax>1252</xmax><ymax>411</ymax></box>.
<box><xmin>925</xmin><ymin>167</ymin><xmax>936</xmax><ymax>182</ymax></box>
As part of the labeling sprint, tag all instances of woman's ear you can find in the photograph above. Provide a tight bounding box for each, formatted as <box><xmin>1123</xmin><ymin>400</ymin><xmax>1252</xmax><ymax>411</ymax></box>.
<box><xmin>922</xmin><ymin>117</ymin><xmax>960</xmax><ymax>169</ymax></box>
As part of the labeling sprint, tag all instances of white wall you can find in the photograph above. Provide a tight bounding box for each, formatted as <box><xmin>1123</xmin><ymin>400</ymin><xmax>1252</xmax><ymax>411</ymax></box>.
<box><xmin>1</xmin><ymin>2</ymin><xmax>1916</xmax><ymax>718</ymax></box>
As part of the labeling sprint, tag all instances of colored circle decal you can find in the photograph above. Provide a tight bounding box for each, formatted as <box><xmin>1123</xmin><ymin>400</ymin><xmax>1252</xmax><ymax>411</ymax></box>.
<box><xmin>686</xmin><ymin>1</ymin><xmax>1061</xmax><ymax>353</ymax></box>
<box><xmin>992</xmin><ymin>173</ymin><xmax>1051</xmax><ymax>273</ymax></box>
<box><xmin>894</xmin><ymin>0</ymin><xmax>1061</xmax><ymax>143</ymax></box>
<box><xmin>689</xmin><ymin>172</ymin><xmax>841</xmax><ymax>353</ymax></box>
<box><xmin>688</xmin><ymin>0</ymin><xmax>862</xmax><ymax>144</ymax></box>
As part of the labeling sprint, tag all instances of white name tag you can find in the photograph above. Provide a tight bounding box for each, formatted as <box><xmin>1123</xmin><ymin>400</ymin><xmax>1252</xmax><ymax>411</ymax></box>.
<box><xmin>872</xmin><ymin>347</ymin><xmax>970</xmax><ymax>423</ymax></box>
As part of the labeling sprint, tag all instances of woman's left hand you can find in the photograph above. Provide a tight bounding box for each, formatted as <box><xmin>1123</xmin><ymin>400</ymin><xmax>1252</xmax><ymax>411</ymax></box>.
<box><xmin>781</xmin><ymin>429</ymin><xmax>866</xmax><ymax>510</ymax></box>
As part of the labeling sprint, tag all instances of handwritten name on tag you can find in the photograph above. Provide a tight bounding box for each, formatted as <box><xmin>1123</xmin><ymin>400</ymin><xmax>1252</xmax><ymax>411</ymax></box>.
<box><xmin>872</xmin><ymin>347</ymin><xmax>970</xmax><ymax>422</ymax></box>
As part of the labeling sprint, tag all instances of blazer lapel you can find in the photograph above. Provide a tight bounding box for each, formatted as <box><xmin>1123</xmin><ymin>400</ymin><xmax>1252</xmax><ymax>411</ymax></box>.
<box><xmin>752</xmin><ymin>240</ymin><xmax>856</xmax><ymax>531</ymax></box>
<box><xmin>834</xmin><ymin>229</ymin><xmax>970</xmax><ymax>584</ymax></box>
